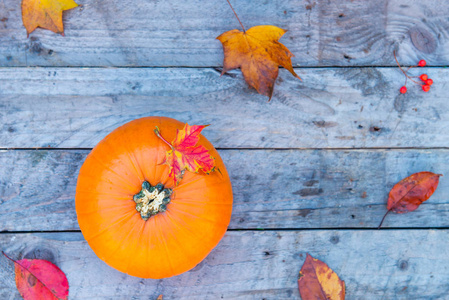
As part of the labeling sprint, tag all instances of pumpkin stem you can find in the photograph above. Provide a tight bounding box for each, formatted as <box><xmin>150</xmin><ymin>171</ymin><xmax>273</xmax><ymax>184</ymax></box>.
<box><xmin>133</xmin><ymin>181</ymin><xmax>172</xmax><ymax>220</ymax></box>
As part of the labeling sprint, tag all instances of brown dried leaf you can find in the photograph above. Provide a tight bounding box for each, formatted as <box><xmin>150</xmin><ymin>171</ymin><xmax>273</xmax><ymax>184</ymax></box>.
<box><xmin>378</xmin><ymin>171</ymin><xmax>442</xmax><ymax>228</ymax></box>
<box><xmin>298</xmin><ymin>254</ymin><xmax>345</xmax><ymax>300</ymax></box>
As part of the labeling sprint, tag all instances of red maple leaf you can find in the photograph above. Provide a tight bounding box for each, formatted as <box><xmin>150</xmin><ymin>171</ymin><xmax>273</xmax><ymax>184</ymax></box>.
<box><xmin>155</xmin><ymin>124</ymin><xmax>215</xmax><ymax>185</ymax></box>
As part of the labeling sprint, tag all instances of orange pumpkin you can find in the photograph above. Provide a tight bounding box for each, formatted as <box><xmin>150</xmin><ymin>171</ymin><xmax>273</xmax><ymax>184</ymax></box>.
<box><xmin>75</xmin><ymin>117</ymin><xmax>233</xmax><ymax>278</ymax></box>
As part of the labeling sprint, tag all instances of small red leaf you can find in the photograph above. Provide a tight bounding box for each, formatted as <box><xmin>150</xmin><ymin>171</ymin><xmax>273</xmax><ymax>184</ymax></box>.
<box><xmin>3</xmin><ymin>252</ymin><xmax>69</xmax><ymax>300</ymax></box>
<box><xmin>298</xmin><ymin>254</ymin><xmax>345</xmax><ymax>300</ymax></box>
<box><xmin>378</xmin><ymin>171</ymin><xmax>442</xmax><ymax>228</ymax></box>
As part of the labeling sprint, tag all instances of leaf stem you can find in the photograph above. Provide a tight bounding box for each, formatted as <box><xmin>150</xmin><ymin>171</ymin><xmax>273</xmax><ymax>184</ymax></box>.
<box><xmin>154</xmin><ymin>127</ymin><xmax>173</xmax><ymax>148</ymax></box>
<box><xmin>2</xmin><ymin>251</ymin><xmax>15</xmax><ymax>263</ymax></box>
<box><xmin>393</xmin><ymin>51</ymin><xmax>422</xmax><ymax>86</ymax></box>
<box><xmin>378</xmin><ymin>210</ymin><xmax>390</xmax><ymax>229</ymax></box>
<box><xmin>225</xmin><ymin>0</ymin><xmax>246</xmax><ymax>33</ymax></box>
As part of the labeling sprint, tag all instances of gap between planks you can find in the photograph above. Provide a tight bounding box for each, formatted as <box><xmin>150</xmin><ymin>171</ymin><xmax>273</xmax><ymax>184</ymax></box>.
<box><xmin>3</xmin><ymin>147</ymin><xmax>449</xmax><ymax>151</ymax></box>
<box><xmin>4</xmin><ymin>227</ymin><xmax>449</xmax><ymax>235</ymax></box>
<box><xmin>0</xmin><ymin>66</ymin><xmax>446</xmax><ymax>69</ymax></box>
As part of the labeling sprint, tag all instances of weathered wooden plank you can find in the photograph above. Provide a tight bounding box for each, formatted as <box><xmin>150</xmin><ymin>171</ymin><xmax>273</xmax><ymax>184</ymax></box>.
<box><xmin>0</xmin><ymin>0</ymin><xmax>448</xmax><ymax>67</ymax></box>
<box><xmin>1</xmin><ymin>230</ymin><xmax>448</xmax><ymax>299</ymax></box>
<box><xmin>0</xmin><ymin>67</ymin><xmax>448</xmax><ymax>148</ymax></box>
<box><xmin>1</xmin><ymin>149</ymin><xmax>448</xmax><ymax>231</ymax></box>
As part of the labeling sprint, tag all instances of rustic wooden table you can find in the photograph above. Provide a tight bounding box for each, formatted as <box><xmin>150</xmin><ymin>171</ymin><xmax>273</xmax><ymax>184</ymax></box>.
<box><xmin>1</xmin><ymin>0</ymin><xmax>449</xmax><ymax>299</ymax></box>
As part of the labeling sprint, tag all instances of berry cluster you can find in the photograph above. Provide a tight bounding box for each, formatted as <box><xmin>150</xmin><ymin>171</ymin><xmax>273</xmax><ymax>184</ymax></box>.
<box><xmin>394</xmin><ymin>52</ymin><xmax>433</xmax><ymax>94</ymax></box>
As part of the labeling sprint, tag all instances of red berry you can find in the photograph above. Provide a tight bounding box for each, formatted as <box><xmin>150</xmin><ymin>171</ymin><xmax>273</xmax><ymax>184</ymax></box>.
<box><xmin>426</xmin><ymin>78</ymin><xmax>433</xmax><ymax>86</ymax></box>
<box><xmin>422</xmin><ymin>84</ymin><xmax>430</xmax><ymax>92</ymax></box>
<box><xmin>400</xmin><ymin>86</ymin><xmax>407</xmax><ymax>94</ymax></box>
<box><xmin>418</xmin><ymin>60</ymin><xmax>426</xmax><ymax>67</ymax></box>
<box><xmin>420</xmin><ymin>74</ymin><xmax>428</xmax><ymax>81</ymax></box>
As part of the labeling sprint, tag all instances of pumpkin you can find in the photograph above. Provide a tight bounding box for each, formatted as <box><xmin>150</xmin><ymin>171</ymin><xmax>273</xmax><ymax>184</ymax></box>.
<box><xmin>75</xmin><ymin>117</ymin><xmax>233</xmax><ymax>278</ymax></box>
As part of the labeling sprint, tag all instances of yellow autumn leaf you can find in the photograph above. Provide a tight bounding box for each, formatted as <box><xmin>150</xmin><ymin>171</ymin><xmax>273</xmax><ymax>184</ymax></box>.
<box><xmin>22</xmin><ymin>0</ymin><xmax>78</xmax><ymax>36</ymax></box>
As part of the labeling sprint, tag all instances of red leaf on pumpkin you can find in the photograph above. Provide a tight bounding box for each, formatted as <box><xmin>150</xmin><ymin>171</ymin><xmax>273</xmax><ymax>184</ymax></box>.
<box><xmin>298</xmin><ymin>253</ymin><xmax>345</xmax><ymax>300</ymax></box>
<box><xmin>154</xmin><ymin>123</ymin><xmax>216</xmax><ymax>185</ymax></box>
<box><xmin>3</xmin><ymin>251</ymin><xmax>69</xmax><ymax>300</ymax></box>
<box><xmin>378</xmin><ymin>171</ymin><xmax>442</xmax><ymax>228</ymax></box>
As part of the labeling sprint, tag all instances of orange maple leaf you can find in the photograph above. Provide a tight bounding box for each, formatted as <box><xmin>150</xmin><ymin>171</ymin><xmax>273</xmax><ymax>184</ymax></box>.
<box><xmin>217</xmin><ymin>25</ymin><xmax>301</xmax><ymax>100</ymax></box>
<box><xmin>155</xmin><ymin>124</ymin><xmax>216</xmax><ymax>185</ymax></box>
<box><xmin>21</xmin><ymin>0</ymin><xmax>78</xmax><ymax>36</ymax></box>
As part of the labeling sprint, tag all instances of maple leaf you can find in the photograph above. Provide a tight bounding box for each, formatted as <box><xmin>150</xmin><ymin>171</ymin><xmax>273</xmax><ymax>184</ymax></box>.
<box><xmin>155</xmin><ymin>124</ymin><xmax>216</xmax><ymax>185</ymax></box>
<box><xmin>378</xmin><ymin>171</ymin><xmax>442</xmax><ymax>228</ymax></box>
<box><xmin>298</xmin><ymin>254</ymin><xmax>345</xmax><ymax>300</ymax></box>
<box><xmin>217</xmin><ymin>25</ymin><xmax>300</xmax><ymax>100</ymax></box>
<box><xmin>3</xmin><ymin>251</ymin><xmax>69</xmax><ymax>300</ymax></box>
<box><xmin>22</xmin><ymin>0</ymin><xmax>78</xmax><ymax>36</ymax></box>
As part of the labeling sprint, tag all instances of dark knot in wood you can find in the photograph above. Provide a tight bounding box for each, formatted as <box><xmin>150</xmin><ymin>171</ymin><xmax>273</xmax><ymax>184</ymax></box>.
<box><xmin>409</xmin><ymin>27</ymin><xmax>436</xmax><ymax>54</ymax></box>
<box><xmin>24</xmin><ymin>248</ymin><xmax>56</xmax><ymax>264</ymax></box>
<box><xmin>330</xmin><ymin>235</ymin><xmax>340</xmax><ymax>244</ymax></box>
<box><xmin>398</xmin><ymin>260</ymin><xmax>409</xmax><ymax>271</ymax></box>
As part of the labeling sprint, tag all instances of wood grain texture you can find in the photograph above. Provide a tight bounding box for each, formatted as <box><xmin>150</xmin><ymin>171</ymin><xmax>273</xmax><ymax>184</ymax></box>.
<box><xmin>0</xmin><ymin>67</ymin><xmax>447</xmax><ymax>149</ymax></box>
<box><xmin>1</xmin><ymin>0</ymin><xmax>447</xmax><ymax>297</ymax></box>
<box><xmin>1</xmin><ymin>149</ymin><xmax>448</xmax><ymax>231</ymax></box>
<box><xmin>1</xmin><ymin>230</ymin><xmax>449</xmax><ymax>299</ymax></box>
<box><xmin>0</xmin><ymin>0</ymin><xmax>448</xmax><ymax>67</ymax></box>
